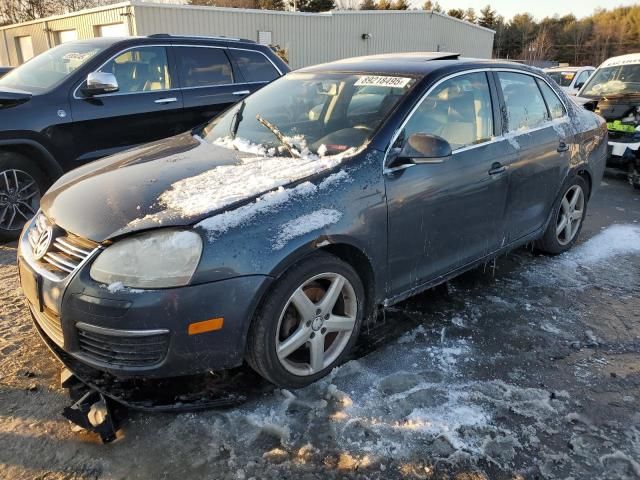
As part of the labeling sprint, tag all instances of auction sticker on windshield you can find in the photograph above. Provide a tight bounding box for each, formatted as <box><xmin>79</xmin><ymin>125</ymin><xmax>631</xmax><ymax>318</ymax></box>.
<box><xmin>354</xmin><ymin>75</ymin><xmax>412</xmax><ymax>88</ymax></box>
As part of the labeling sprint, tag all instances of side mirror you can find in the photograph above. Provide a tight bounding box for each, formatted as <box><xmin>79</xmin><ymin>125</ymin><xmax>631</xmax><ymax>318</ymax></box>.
<box><xmin>82</xmin><ymin>72</ymin><xmax>119</xmax><ymax>96</ymax></box>
<box><xmin>399</xmin><ymin>133</ymin><xmax>452</xmax><ymax>163</ymax></box>
<box><xmin>583</xmin><ymin>100</ymin><xmax>597</xmax><ymax>112</ymax></box>
<box><xmin>575</xmin><ymin>82</ymin><xmax>585</xmax><ymax>91</ymax></box>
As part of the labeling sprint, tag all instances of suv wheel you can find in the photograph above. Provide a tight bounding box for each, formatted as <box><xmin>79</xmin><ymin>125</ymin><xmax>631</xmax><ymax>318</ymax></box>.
<box><xmin>246</xmin><ymin>252</ymin><xmax>365</xmax><ymax>388</ymax></box>
<box><xmin>536</xmin><ymin>175</ymin><xmax>589</xmax><ymax>254</ymax></box>
<box><xmin>0</xmin><ymin>152</ymin><xmax>46</xmax><ymax>242</ymax></box>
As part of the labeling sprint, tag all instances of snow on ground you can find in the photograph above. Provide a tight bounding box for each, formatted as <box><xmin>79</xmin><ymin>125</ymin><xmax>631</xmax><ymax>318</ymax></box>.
<box><xmin>1</xmin><ymin>181</ymin><xmax>639</xmax><ymax>479</ymax></box>
<box><xmin>272</xmin><ymin>209</ymin><xmax>343</xmax><ymax>250</ymax></box>
<box><xmin>525</xmin><ymin>224</ymin><xmax>640</xmax><ymax>289</ymax></box>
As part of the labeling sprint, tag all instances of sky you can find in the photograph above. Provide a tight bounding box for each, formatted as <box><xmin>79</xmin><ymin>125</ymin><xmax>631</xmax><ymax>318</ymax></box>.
<box><xmin>409</xmin><ymin>0</ymin><xmax>639</xmax><ymax>21</ymax></box>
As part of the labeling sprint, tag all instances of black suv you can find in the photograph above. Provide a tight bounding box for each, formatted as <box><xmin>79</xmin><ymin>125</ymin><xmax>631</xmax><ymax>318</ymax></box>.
<box><xmin>0</xmin><ymin>34</ymin><xmax>289</xmax><ymax>240</ymax></box>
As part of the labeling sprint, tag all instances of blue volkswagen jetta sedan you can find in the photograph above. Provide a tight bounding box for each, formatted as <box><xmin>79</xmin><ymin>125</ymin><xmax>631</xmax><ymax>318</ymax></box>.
<box><xmin>18</xmin><ymin>53</ymin><xmax>608</xmax><ymax>388</ymax></box>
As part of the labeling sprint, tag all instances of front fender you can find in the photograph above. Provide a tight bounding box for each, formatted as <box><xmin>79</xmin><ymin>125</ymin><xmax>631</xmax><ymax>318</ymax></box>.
<box><xmin>190</xmin><ymin>150</ymin><xmax>388</xmax><ymax>290</ymax></box>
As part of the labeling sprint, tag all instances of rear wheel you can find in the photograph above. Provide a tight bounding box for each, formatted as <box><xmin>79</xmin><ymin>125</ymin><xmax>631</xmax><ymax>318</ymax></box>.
<box><xmin>0</xmin><ymin>152</ymin><xmax>46</xmax><ymax>242</ymax></box>
<box><xmin>536</xmin><ymin>175</ymin><xmax>589</xmax><ymax>254</ymax></box>
<box><xmin>246</xmin><ymin>252</ymin><xmax>365</xmax><ymax>388</ymax></box>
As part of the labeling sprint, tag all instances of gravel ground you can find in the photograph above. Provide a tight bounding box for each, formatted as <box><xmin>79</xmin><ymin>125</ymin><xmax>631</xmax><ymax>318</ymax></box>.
<box><xmin>1</xmin><ymin>177</ymin><xmax>639</xmax><ymax>480</ymax></box>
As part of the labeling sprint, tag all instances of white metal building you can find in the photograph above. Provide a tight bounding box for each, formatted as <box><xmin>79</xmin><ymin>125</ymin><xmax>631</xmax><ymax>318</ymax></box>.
<box><xmin>0</xmin><ymin>2</ymin><xmax>495</xmax><ymax>69</ymax></box>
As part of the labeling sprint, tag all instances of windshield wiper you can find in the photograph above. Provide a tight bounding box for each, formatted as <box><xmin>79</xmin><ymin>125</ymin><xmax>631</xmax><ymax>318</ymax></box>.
<box><xmin>230</xmin><ymin>100</ymin><xmax>245</xmax><ymax>140</ymax></box>
<box><xmin>255</xmin><ymin>114</ymin><xmax>301</xmax><ymax>158</ymax></box>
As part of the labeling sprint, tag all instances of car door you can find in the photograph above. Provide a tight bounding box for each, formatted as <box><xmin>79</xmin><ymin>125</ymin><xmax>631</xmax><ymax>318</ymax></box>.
<box><xmin>385</xmin><ymin>71</ymin><xmax>510</xmax><ymax>295</ymax></box>
<box><xmin>69</xmin><ymin>45</ymin><xmax>184</xmax><ymax>165</ymax></box>
<box><xmin>495</xmin><ymin>71</ymin><xmax>571</xmax><ymax>242</ymax></box>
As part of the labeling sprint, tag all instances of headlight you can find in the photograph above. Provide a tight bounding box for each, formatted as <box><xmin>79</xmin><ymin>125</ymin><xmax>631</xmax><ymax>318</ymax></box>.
<box><xmin>90</xmin><ymin>230</ymin><xmax>203</xmax><ymax>289</ymax></box>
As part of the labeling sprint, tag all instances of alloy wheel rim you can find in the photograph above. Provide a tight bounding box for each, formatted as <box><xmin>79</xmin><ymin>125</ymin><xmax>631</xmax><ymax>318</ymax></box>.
<box><xmin>275</xmin><ymin>272</ymin><xmax>358</xmax><ymax>377</ymax></box>
<box><xmin>0</xmin><ymin>169</ymin><xmax>40</xmax><ymax>232</ymax></box>
<box><xmin>556</xmin><ymin>184</ymin><xmax>584</xmax><ymax>246</ymax></box>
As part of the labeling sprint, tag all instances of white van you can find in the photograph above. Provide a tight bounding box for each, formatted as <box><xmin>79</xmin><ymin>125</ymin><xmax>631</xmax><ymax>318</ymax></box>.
<box><xmin>576</xmin><ymin>53</ymin><xmax>640</xmax><ymax>188</ymax></box>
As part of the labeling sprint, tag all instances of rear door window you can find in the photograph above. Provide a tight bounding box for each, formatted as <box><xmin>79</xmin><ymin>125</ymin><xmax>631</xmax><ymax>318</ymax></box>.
<box><xmin>229</xmin><ymin>49</ymin><xmax>280</xmax><ymax>83</ymax></box>
<box><xmin>176</xmin><ymin>46</ymin><xmax>233</xmax><ymax>88</ymax></box>
<box><xmin>498</xmin><ymin>72</ymin><xmax>548</xmax><ymax>131</ymax></box>
<box><xmin>537</xmin><ymin>79</ymin><xmax>566</xmax><ymax>120</ymax></box>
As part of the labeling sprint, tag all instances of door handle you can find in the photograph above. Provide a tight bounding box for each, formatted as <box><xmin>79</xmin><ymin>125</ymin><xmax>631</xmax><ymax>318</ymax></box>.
<box><xmin>154</xmin><ymin>97</ymin><xmax>177</xmax><ymax>104</ymax></box>
<box><xmin>233</xmin><ymin>90</ymin><xmax>250</xmax><ymax>96</ymax></box>
<box><xmin>557</xmin><ymin>141</ymin><xmax>569</xmax><ymax>152</ymax></box>
<box><xmin>488</xmin><ymin>162</ymin><xmax>506</xmax><ymax>175</ymax></box>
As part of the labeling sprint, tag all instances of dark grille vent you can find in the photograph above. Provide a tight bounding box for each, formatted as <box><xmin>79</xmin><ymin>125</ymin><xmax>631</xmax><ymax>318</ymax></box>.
<box><xmin>76</xmin><ymin>324</ymin><xmax>169</xmax><ymax>368</ymax></box>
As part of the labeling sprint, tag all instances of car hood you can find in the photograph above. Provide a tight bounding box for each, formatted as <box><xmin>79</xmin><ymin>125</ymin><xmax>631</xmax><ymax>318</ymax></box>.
<box><xmin>42</xmin><ymin>132</ymin><xmax>351</xmax><ymax>243</ymax></box>
<box><xmin>0</xmin><ymin>86</ymin><xmax>32</xmax><ymax>109</ymax></box>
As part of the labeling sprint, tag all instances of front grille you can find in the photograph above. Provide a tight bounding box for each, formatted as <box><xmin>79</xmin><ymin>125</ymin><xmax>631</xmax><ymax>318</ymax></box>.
<box><xmin>27</xmin><ymin>214</ymin><xmax>98</xmax><ymax>279</ymax></box>
<box><xmin>32</xmin><ymin>306</ymin><xmax>64</xmax><ymax>347</ymax></box>
<box><xmin>76</xmin><ymin>324</ymin><xmax>169</xmax><ymax>368</ymax></box>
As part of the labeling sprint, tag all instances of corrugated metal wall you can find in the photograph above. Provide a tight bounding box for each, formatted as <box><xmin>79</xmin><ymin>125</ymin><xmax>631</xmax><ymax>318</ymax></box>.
<box><xmin>0</xmin><ymin>3</ymin><xmax>134</xmax><ymax>66</ymax></box>
<box><xmin>0</xmin><ymin>2</ymin><xmax>494</xmax><ymax>69</ymax></box>
<box><xmin>133</xmin><ymin>4</ymin><xmax>494</xmax><ymax>69</ymax></box>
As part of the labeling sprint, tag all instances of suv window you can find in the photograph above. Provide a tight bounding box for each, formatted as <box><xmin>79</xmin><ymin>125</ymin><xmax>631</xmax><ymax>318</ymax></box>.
<box><xmin>498</xmin><ymin>72</ymin><xmax>548</xmax><ymax>131</ymax></box>
<box><xmin>229</xmin><ymin>49</ymin><xmax>279</xmax><ymax>83</ymax></box>
<box><xmin>537</xmin><ymin>79</ymin><xmax>566</xmax><ymax>120</ymax></box>
<box><xmin>176</xmin><ymin>46</ymin><xmax>233</xmax><ymax>87</ymax></box>
<box><xmin>100</xmin><ymin>46</ymin><xmax>171</xmax><ymax>94</ymax></box>
<box><xmin>402</xmin><ymin>72</ymin><xmax>494</xmax><ymax>150</ymax></box>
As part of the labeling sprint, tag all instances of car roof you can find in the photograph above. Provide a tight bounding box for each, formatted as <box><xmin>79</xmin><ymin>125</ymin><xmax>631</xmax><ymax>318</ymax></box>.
<box><xmin>298</xmin><ymin>53</ymin><xmax>535</xmax><ymax>77</ymax></box>
<box><xmin>59</xmin><ymin>34</ymin><xmax>260</xmax><ymax>50</ymax></box>
<box><xmin>544</xmin><ymin>66</ymin><xmax>588</xmax><ymax>72</ymax></box>
<box><xmin>599</xmin><ymin>52</ymin><xmax>640</xmax><ymax>68</ymax></box>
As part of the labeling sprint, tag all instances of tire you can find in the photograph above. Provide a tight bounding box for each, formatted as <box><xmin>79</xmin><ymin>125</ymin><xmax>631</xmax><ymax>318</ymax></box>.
<box><xmin>246</xmin><ymin>251</ymin><xmax>365</xmax><ymax>388</ymax></box>
<box><xmin>0</xmin><ymin>151</ymin><xmax>47</xmax><ymax>242</ymax></box>
<box><xmin>535</xmin><ymin>175</ymin><xmax>590</xmax><ymax>255</ymax></box>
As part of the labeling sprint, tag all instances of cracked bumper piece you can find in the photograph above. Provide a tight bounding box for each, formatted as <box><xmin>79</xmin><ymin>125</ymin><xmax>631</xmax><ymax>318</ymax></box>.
<box><xmin>19</xmin><ymin>255</ymin><xmax>272</xmax><ymax>378</ymax></box>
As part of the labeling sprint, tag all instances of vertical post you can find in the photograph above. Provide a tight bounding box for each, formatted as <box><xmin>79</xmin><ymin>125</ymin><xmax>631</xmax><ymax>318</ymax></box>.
<box><xmin>1</xmin><ymin>29</ymin><xmax>11</xmax><ymax>66</ymax></box>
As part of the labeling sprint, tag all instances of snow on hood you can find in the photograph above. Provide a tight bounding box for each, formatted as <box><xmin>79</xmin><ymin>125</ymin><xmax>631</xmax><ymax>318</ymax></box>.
<box><xmin>42</xmin><ymin>131</ymin><xmax>360</xmax><ymax>242</ymax></box>
<box><xmin>128</xmin><ymin>136</ymin><xmax>360</xmax><ymax>231</ymax></box>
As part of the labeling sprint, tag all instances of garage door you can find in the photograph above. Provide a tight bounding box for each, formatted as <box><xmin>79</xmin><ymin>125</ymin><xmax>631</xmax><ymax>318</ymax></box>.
<box><xmin>17</xmin><ymin>36</ymin><xmax>34</xmax><ymax>63</ymax></box>
<box><xmin>97</xmin><ymin>23</ymin><xmax>128</xmax><ymax>37</ymax></box>
<box><xmin>57</xmin><ymin>29</ymin><xmax>78</xmax><ymax>44</ymax></box>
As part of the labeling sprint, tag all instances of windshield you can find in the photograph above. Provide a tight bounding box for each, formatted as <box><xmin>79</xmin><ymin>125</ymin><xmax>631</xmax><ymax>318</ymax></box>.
<box><xmin>0</xmin><ymin>42</ymin><xmax>104</xmax><ymax>93</ymax></box>
<box><xmin>203</xmin><ymin>72</ymin><xmax>417</xmax><ymax>156</ymax></box>
<box><xmin>547</xmin><ymin>71</ymin><xmax>575</xmax><ymax>87</ymax></box>
<box><xmin>580</xmin><ymin>63</ymin><xmax>640</xmax><ymax>98</ymax></box>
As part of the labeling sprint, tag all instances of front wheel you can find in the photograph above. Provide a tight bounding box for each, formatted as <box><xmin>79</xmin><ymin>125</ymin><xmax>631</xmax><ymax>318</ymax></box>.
<box><xmin>536</xmin><ymin>175</ymin><xmax>589</xmax><ymax>254</ymax></box>
<box><xmin>246</xmin><ymin>252</ymin><xmax>365</xmax><ymax>388</ymax></box>
<box><xmin>0</xmin><ymin>152</ymin><xmax>46</xmax><ymax>242</ymax></box>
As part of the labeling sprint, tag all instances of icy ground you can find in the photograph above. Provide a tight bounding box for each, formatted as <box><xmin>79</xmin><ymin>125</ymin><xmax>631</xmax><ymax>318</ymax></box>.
<box><xmin>0</xmin><ymin>178</ymin><xmax>639</xmax><ymax>479</ymax></box>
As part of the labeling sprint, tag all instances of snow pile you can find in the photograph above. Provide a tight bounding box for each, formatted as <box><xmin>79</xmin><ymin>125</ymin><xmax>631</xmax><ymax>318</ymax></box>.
<box><xmin>196</xmin><ymin>170</ymin><xmax>352</xmax><ymax>240</ymax></box>
<box><xmin>526</xmin><ymin>224</ymin><xmax>640</xmax><ymax>288</ymax></box>
<box><xmin>159</xmin><ymin>154</ymin><xmax>346</xmax><ymax>219</ymax></box>
<box><xmin>272</xmin><ymin>209</ymin><xmax>343</xmax><ymax>250</ymax></box>
<box><xmin>197</xmin><ymin>181</ymin><xmax>317</xmax><ymax>240</ymax></box>
<box><xmin>563</xmin><ymin>224</ymin><xmax>640</xmax><ymax>265</ymax></box>
<box><xmin>129</xmin><ymin>136</ymin><xmax>360</xmax><ymax>228</ymax></box>
<box><xmin>107</xmin><ymin>281</ymin><xmax>124</xmax><ymax>294</ymax></box>
<box><xmin>213</xmin><ymin>136</ymin><xmax>276</xmax><ymax>157</ymax></box>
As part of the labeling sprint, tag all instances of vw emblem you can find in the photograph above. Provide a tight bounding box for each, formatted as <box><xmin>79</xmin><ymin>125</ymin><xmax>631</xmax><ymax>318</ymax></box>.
<box><xmin>32</xmin><ymin>226</ymin><xmax>53</xmax><ymax>260</ymax></box>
